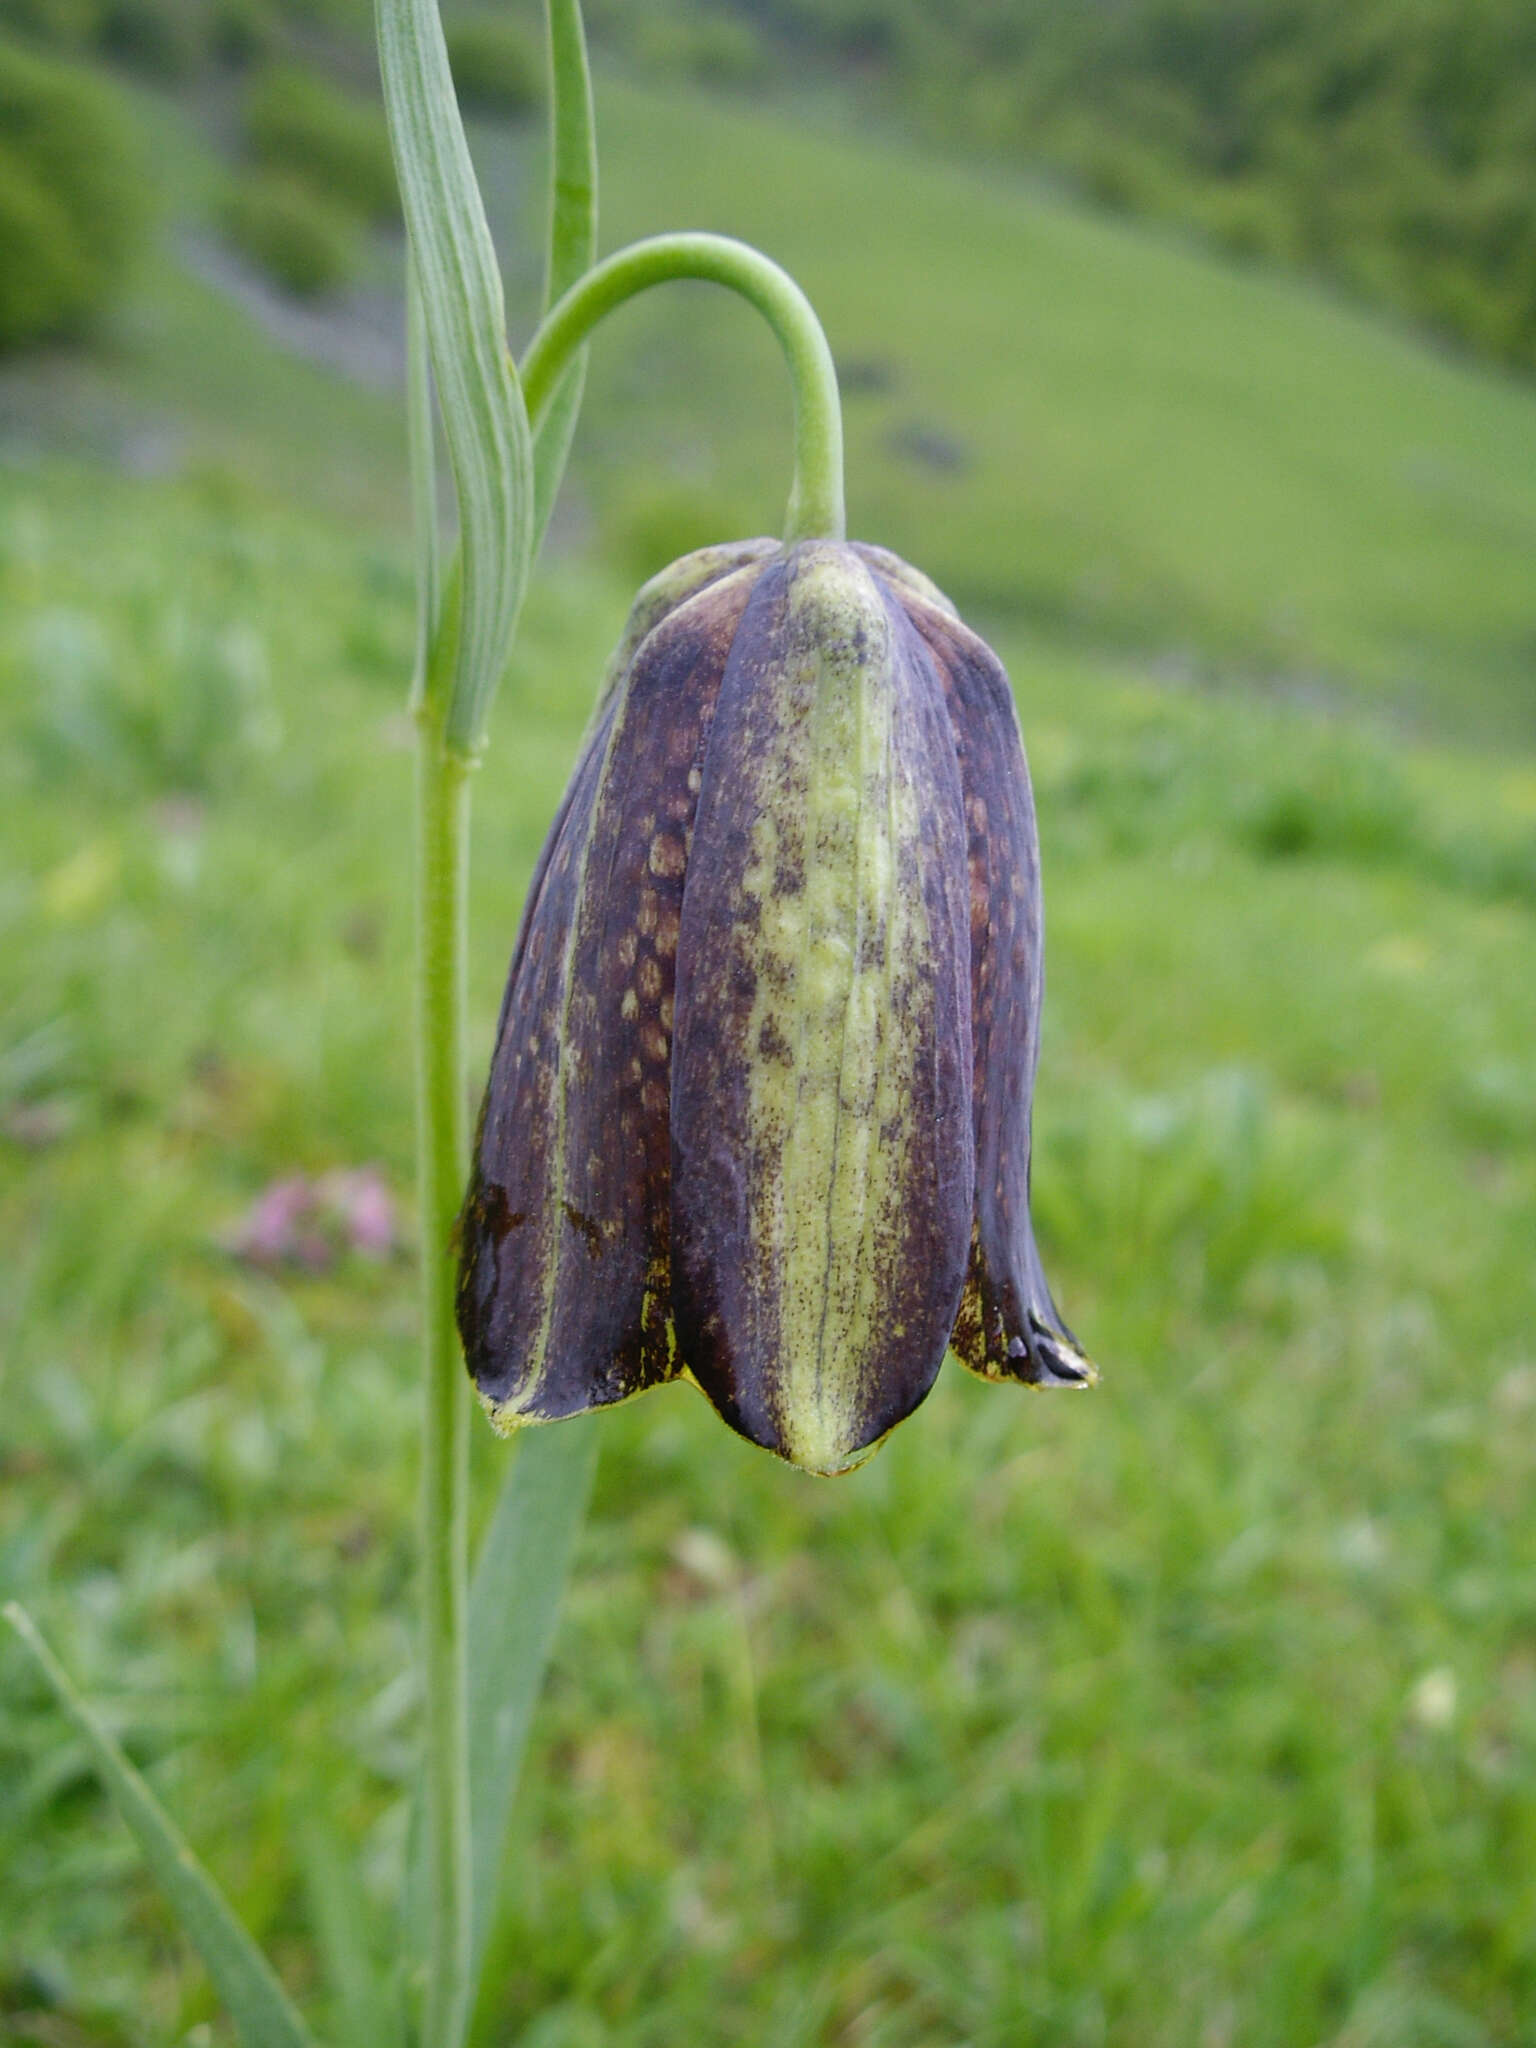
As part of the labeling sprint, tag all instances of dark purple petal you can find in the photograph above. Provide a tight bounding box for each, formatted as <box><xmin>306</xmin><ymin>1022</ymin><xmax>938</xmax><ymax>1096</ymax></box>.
<box><xmin>852</xmin><ymin>541</ymin><xmax>957</xmax><ymax>621</ymax></box>
<box><xmin>583</xmin><ymin>541</ymin><xmax>779</xmax><ymax>736</ymax></box>
<box><xmin>458</xmin><ymin>564</ymin><xmax>765</xmax><ymax>1424</ymax></box>
<box><xmin>904</xmin><ymin>600</ymin><xmax>1094</xmax><ymax>1389</ymax></box>
<box><xmin>670</xmin><ymin>543</ymin><xmax>975</xmax><ymax>1473</ymax></box>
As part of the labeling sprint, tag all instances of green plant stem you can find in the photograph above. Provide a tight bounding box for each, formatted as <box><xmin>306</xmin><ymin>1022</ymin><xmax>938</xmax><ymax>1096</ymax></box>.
<box><xmin>414</xmin><ymin>712</ymin><xmax>474</xmax><ymax>2048</ymax></box>
<box><xmin>403</xmin><ymin>10</ymin><xmax>599</xmax><ymax>2038</ymax></box>
<box><xmin>520</xmin><ymin>232</ymin><xmax>845</xmax><ymax>544</ymax></box>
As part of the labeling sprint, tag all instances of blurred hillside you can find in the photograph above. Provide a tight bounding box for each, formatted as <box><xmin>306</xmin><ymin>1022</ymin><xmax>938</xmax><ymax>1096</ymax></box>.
<box><xmin>638</xmin><ymin>0</ymin><xmax>1536</xmax><ymax>384</ymax></box>
<box><xmin>5</xmin><ymin>0</ymin><xmax>1536</xmax><ymax>378</ymax></box>
<box><xmin>5</xmin><ymin>4</ymin><xmax>1536</xmax><ymax>742</ymax></box>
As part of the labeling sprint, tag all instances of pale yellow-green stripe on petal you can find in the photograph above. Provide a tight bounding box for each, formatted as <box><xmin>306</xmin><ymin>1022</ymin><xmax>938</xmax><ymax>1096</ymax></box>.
<box><xmin>671</xmin><ymin>543</ymin><xmax>974</xmax><ymax>1474</ymax></box>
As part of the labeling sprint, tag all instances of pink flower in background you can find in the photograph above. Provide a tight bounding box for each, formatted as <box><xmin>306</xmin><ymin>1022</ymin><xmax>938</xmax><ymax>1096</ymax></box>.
<box><xmin>224</xmin><ymin>1167</ymin><xmax>398</xmax><ymax>1269</ymax></box>
<box><xmin>318</xmin><ymin>1168</ymin><xmax>397</xmax><ymax>1258</ymax></box>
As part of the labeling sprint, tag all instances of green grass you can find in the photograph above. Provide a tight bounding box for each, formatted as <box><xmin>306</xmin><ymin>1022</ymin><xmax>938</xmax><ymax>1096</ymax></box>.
<box><xmin>3</xmin><ymin>52</ymin><xmax>1536</xmax><ymax>2048</ymax></box>
<box><xmin>2</xmin><ymin>445</ymin><xmax>1533</xmax><ymax>2046</ymax></box>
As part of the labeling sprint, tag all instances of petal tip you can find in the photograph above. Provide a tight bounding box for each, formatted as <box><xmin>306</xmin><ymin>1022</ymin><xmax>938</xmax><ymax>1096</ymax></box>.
<box><xmin>1010</xmin><ymin>1321</ymin><xmax>1098</xmax><ymax>1389</ymax></box>
<box><xmin>474</xmin><ymin>1381</ymin><xmax>528</xmax><ymax>1437</ymax></box>
<box><xmin>774</xmin><ymin>1410</ymin><xmax>893</xmax><ymax>1479</ymax></box>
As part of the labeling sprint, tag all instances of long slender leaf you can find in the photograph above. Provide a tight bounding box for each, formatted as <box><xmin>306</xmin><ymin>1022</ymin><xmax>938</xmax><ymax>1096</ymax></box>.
<box><xmin>531</xmin><ymin>360</ymin><xmax>587</xmax><ymax>555</ymax></box>
<box><xmin>300</xmin><ymin>1822</ymin><xmax>407</xmax><ymax>2048</ymax></box>
<box><xmin>543</xmin><ymin>0</ymin><xmax>597</xmax><ymax>306</ymax></box>
<box><xmin>529</xmin><ymin>0</ymin><xmax>598</xmax><ymax>553</ymax></box>
<box><xmin>3</xmin><ymin>1603</ymin><xmax>315</xmax><ymax>2048</ymax></box>
<box><xmin>466</xmin><ymin>1422</ymin><xmax>598</xmax><ymax>1983</ymax></box>
<box><xmin>377</xmin><ymin>0</ymin><xmax>533</xmax><ymax>754</ymax></box>
<box><xmin>405</xmin><ymin>254</ymin><xmax>440</xmax><ymax>717</ymax></box>
<box><xmin>401</xmin><ymin>1425</ymin><xmax>599</xmax><ymax>1994</ymax></box>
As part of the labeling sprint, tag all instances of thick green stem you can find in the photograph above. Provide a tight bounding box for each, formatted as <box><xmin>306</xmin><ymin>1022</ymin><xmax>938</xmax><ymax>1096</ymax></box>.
<box><xmin>406</xmin><ymin>184</ymin><xmax>474</xmax><ymax>2045</ymax></box>
<box><xmin>520</xmin><ymin>232</ymin><xmax>845</xmax><ymax>544</ymax></box>
<box><xmin>414</xmin><ymin>716</ymin><xmax>474</xmax><ymax>2048</ymax></box>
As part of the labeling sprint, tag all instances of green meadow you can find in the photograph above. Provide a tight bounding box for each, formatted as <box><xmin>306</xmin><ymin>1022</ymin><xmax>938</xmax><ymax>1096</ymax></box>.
<box><xmin>3</xmin><ymin>66</ymin><xmax>1535</xmax><ymax>2048</ymax></box>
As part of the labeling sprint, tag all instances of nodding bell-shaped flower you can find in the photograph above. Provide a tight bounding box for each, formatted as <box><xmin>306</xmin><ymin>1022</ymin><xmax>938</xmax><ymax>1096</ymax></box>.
<box><xmin>457</xmin><ymin>538</ymin><xmax>1094</xmax><ymax>1476</ymax></box>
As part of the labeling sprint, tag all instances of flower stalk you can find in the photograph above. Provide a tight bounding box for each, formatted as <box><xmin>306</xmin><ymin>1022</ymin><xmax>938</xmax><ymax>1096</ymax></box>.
<box><xmin>520</xmin><ymin>232</ymin><xmax>846</xmax><ymax>544</ymax></box>
<box><xmin>396</xmin><ymin>1</ymin><xmax>600</xmax><ymax>2033</ymax></box>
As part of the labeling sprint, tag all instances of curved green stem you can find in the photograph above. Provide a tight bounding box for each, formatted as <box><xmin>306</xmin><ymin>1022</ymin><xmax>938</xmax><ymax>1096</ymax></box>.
<box><xmin>521</xmin><ymin>232</ymin><xmax>845</xmax><ymax>544</ymax></box>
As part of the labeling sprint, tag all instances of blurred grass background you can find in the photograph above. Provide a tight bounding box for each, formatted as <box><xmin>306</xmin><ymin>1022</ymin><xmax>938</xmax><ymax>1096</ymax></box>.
<box><xmin>2</xmin><ymin>4</ymin><xmax>1535</xmax><ymax>2045</ymax></box>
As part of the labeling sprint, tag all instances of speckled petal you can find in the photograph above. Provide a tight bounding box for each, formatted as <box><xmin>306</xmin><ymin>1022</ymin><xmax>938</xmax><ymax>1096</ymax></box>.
<box><xmin>670</xmin><ymin>543</ymin><xmax>975</xmax><ymax>1474</ymax></box>
<box><xmin>852</xmin><ymin>541</ymin><xmax>958</xmax><ymax>621</ymax></box>
<box><xmin>904</xmin><ymin>600</ymin><xmax>1094</xmax><ymax>1389</ymax></box>
<box><xmin>458</xmin><ymin>562</ymin><xmax>765</xmax><ymax>1425</ymax></box>
<box><xmin>585</xmin><ymin>540</ymin><xmax>778</xmax><ymax>736</ymax></box>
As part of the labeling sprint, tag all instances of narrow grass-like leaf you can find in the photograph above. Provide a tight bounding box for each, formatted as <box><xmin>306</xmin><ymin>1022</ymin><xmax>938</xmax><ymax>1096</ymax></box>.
<box><xmin>529</xmin><ymin>0</ymin><xmax>597</xmax><ymax>554</ymax></box>
<box><xmin>377</xmin><ymin>0</ymin><xmax>533</xmax><ymax>753</ymax></box>
<box><xmin>406</xmin><ymin>254</ymin><xmax>440</xmax><ymax>717</ymax></box>
<box><xmin>531</xmin><ymin>363</ymin><xmax>586</xmax><ymax>556</ymax></box>
<box><xmin>400</xmin><ymin>1426</ymin><xmax>599</xmax><ymax>1992</ymax></box>
<box><xmin>465</xmin><ymin>1421</ymin><xmax>598</xmax><ymax>1982</ymax></box>
<box><xmin>300</xmin><ymin>1823</ymin><xmax>407</xmax><ymax>2048</ymax></box>
<box><xmin>543</xmin><ymin>0</ymin><xmax>596</xmax><ymax>305</ymax></box>
<box><xmin>3</xmin><ymin>1603</ymin><xmax>315</xmax><ymax>2048</ymax></box>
